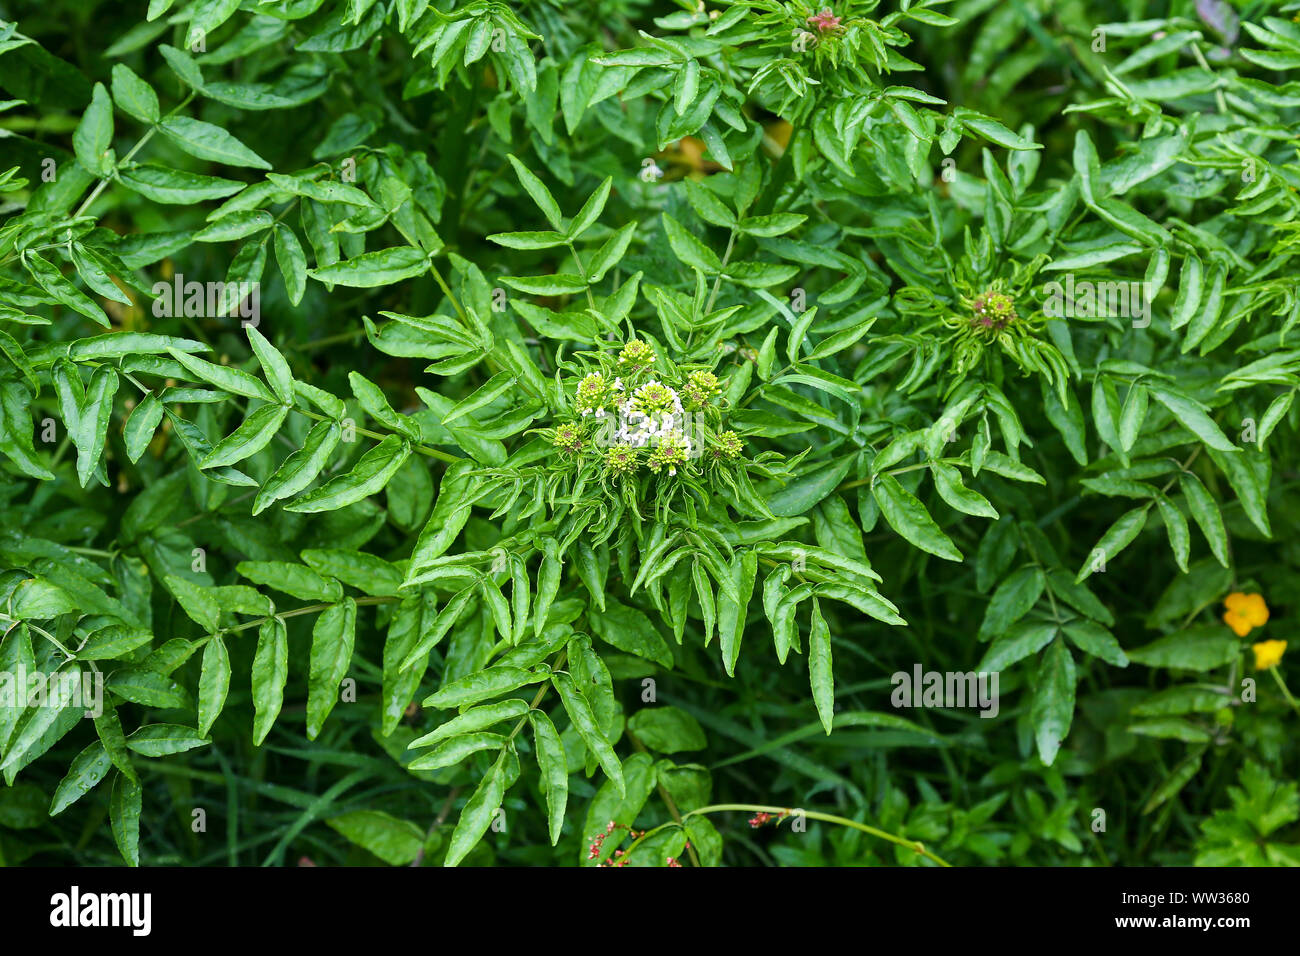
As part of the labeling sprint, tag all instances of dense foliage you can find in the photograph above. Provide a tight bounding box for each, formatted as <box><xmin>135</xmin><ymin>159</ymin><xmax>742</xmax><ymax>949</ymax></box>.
<box><xmin>1</xmin><ymin>0</ymin><xmax>1299</xmax><ymax>867</ymax></box>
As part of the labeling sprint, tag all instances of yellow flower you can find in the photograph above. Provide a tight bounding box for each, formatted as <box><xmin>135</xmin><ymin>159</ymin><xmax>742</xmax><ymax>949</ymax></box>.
<box><xmin>1252</xmin><ymin>639</ymin><xmax>1286</xmax><ymax>671</ymax></box>
<box><xmin>1223</xmin><ymin>592</ymin><xmax>1269</xmax><ymax>638</ymax></box>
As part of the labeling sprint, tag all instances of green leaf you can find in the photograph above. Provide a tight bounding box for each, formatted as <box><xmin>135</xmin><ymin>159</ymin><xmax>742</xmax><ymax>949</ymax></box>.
<box><xmin>109</xmin><ymin>773</ymin><xmax>142</xmax><ymax>866</ymax></box>
<box><xmin>444</xmin><ymin>748</ymin><xmax>515</xmax><ymax>867</ymax></box>
<box><xmin>73</xmin><ymin>83</ymin><xmax>114</xmax><ymax>176</ymax></box>
<box><xmin>1075</xmin><ymin>506</ymin><xmax>1149</xmax><ymax>582</ymax></box>
<box><xmin>873</xmin><ymin>473</ymin><xmax>963</xmax><ymax>561</ymax></box>
<box><xmin>506</xmin><ymin>154</ymin><xmax>562</xmax><ymax>229</ymax></box>
<box><xmin>327</xmin><ymin>810</ymin><xmax>425</xmax><ymax>865</ymax></box>
<box><xmin>308</xmin><ymin>247</ymin><xmax>430</xmax><ymax>287</ymax></box>
<box><xmin>552</xmin><ymin>671</ymin><xmax>624</xmax><ymax>795</ymax></box>
<box><xmin>160</xmin><ymin>116</ymin><xmax>271</xmax><ymax>169</ymax></box>
<box><xmin>662</xmin><ymin>213</ymin><xmax>722</xmax><ymax>272</ymax></box>
<box><xmin>306</xmin><ymin>598</ymin><xmax>357</xmax><ymax>739</ymax></box>
<box><xmin>978</xmin><ymin>566</ymin><xmax>1045</xmax><ymax>639</ymax></box>
<box><xmin>1180</xmin><ymin>473</ymin><xmax>1229</xmax><ymax>567</ymax></box>
<box><xmin>197</xmin><ymin>636</ymin><xmax>231</xmax><ymax>736</ymax></box>
<box><xmin>1147</xmin><ymin>385</ymin><xmax>1238</xmax><ymax>452</ymax></box>
<box><xmin>588</xmin><ymin>599</ymin><xmax>673</xmax><ymax>668</ymax></box>
<box><xmin>717</xmin><ymin>550</ymin><xmax>758</xmax><ymax>676</ymax></box>
<box><xmin>94</xmin><ymin>703</ymin><xmax>138</xmax><ymax>784</ymax></box>
<box><xmin>106</xmin><ymin>668</ymin><xmax>187</xmax><ymax>709</ymax></box>
<box><xmin>407</xmin><ymin>732</ymin><xmax>506</xmax><ymax>771</ymax></box>
<box><xmin>123</xmin><ymin>393</ymin><xmax>163</xmax><ymax>464</ymax></box>
<box><xmin>118</xmin><ymin>164</ymin><xmax>245</xmax><ymax>203</ymax></box>
<box><xmin>253</xmin><ymin>420</ymin><xmax>342</xmax><ymax>515</ymax></box>
<box><xmin>1154</xmin><ymin>494</ymin><xmax>1190</xmax><ymax>573</ymax></box>
<box><xmin>273</xmin><ymin>224</ymin><xmax>308</xmax><ymax>305</ymax></box>
<box><xmin>200</xmin><ymin>402</ymin><xmax>289</xmax><ymax>469</ymax></box>
<box><xmin>978</xmin><ymin>619</ymin><xmax>1058</xmax><ymax>671</ymax></box>
<box><xmin>442</xmin><ymin>370</ymin><xmax>514</xmax><ymax>424</ymax></box>
<box><xmin>567</xmin><ymin>176</ymin><xmax>612</xmax><ymax>237</ymax></box>
<box><xmin>1062</xmin><ymin>620</ymin><xmax>1128</xmax><ymax>666</ymax></box>
<box><xmin>808</xmin><ymin>599</ymin><xmax>834</xmax><ymax>735</ymax></box>
<box><xmin>1126</xmin><ymin>624</ymin><xmax>1238</xmax><ymax>671</ymax></box>
<box><xmin>627</xmin><ymin>705</ymin><xmax>707</xmax><ymax>753</ymax></box>
<box><xmin>737</xmin><ymin>213</ymin><xmax>806</xmax><ymax>238</ymax></box>
<box><xmin>110</xmin><ymin>64</ymin><xmax>159</xmax><ymax>124</ymax></box>
<box><xmin>237</xmin><ymin>560</ymin><xmax>343</xmax><ymax>603</ymax></box>
<box><xmin>528</xmin><ymin>710</ymin><xmax>568</xmax><ymax>845</ymax></box>
<box><xmin>50</xmin><ymin>742</ymin><xmax>112</xmax><ymax>816</ymax></box>
<box><xmin>932</xmin><ymin>463</ymin><xmax>999</xmax><ymax>519</ymax></box>
<box><xmin>423</xmin><ymin>664</ymin><xmax>543</xmax><ymax>709</ymax></box>
<box><xmin>164</xmin><ymin>573</ymin><xmax>221</xmax><ymax>632</ymax></box>
<box><xmin>1032</xmin><ymin>638</ymin><xmax>1076</xmax><ymax>766</ymax></box>
<box><xmin>125</xmin><ymin>724</ymin><xmax>211</xmax><ymax>757</ymax></box>
<box><xmin>71</xmin><ymin>364</ymin><xmax>119</xmax><ymax>486</ymax></box>
<box><xmin>409</xmin><ymin>699</ymin><xmax>530</xmax><ymax>749</ymax></box>
<box><xmin>285</xmin><ymin>434</ymin><xmax>410</xmax><ymax>513</ymax></box>
<box><xmin>247</xmin><ymin>326</ymin><xmax>295</xmax><ymax>403</ymax></box>
<box><xmin>168</xmin><ymin>347</ymin><xmax>277</xmax><ymax>402</ymax></box>
<box><xmin>251</xmin><ymin>616</ymin><xmax>289</xmax><ymax>745</ymax></box>
<box><xmin>23</xmin><ymin>252</ymin><xmax>110</xmax><ymax>327</ymax></box>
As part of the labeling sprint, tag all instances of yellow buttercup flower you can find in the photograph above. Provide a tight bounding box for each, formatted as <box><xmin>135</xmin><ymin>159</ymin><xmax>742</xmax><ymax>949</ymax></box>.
<box><xmin>1252</xmin><ymin>640</ymin><xmax>1286</xmax><ymax>671</ymax></box>
<box><xmin>1223</xmin><ymin>592</ymin><xmax>1269</xmax><ymax>638</ymax></box>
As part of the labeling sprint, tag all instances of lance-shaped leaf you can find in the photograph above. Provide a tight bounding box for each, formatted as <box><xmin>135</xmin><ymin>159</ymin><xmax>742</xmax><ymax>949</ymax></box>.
<box><xmin>109</xmin><ymin>773</ymin><xmax>142</xmax><ymax>867</ymax></box>
<box><xmin>808</xmin><ymin>599</ymin><xmax>835</xmax><ymax>735</ymax></box>
<box><xmin>197</xmin><ymin>636</ymin><xmax>231</xmax><ymax>736</ymax></box>
<box><xmin>529</xmin><ymin>709</ymin><xmax>567</xmax><ymax>845</ymax></box>
<box><xmin>444</xmin><ymin>748</ymin><xmax>516</xmax><ymax>867</ymax></box>
<box><xmin>552</xmin><ymin>670</ymin><xmax>624</xmax><ymax>795</ymax></box>
<box><xmin>306</xmin><ymin>598</ymin><xmax>357</xmax><ymax>739</ymax></box>
<box><xmin>285</xmin><ymin>434</ymin><xmax>410</xmax><ymax>513</ymax></box>
<box><xmin>200</xmin><ymin>402</ymin><xmax>289</xmax><ymax>469</ymax></box>
<box><xmin>307</xmin><ymin>247</ymin><xmax>430</xmax><ymax>287</ymax></box>
<box><xmin>873</xmin><ymin>473</ymin><xmax>963</xmax><ymax>561</ymax></box>
<box><xmin>253</xmin><ymin>420</ymin><xmax>342</xmax><ymax>515</ymax></box>
<box><xmin>251</xmin><ymin>616</ymin><xmax>289</xmax><ymax>745</ymax></box>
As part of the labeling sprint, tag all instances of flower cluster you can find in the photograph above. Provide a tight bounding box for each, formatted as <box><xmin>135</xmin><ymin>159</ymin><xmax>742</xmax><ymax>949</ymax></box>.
<box><xmin>618</xmin><ymin>380</ymin><xmax>689</xmax><ymax>451</ymax></box>
<box><xmin>646</xmin><ymin>430</ymin><xmax>691</xmax><ymax>476</ymax></box>
<box><xmin>550</xmin><ymin>423</ymin><xmax>584</xmax><ymax>454</ymax></box>
<box><xmin>970</xmin><ymin>290</ymin><xmax>1018</xmax><ymax>332</ymax></box>
<box><xmin>682</xmin><ymin>370</ymin><xmax>720</xmax><ymax>410</ymax></box>
<box><xmin>748</xmin><ymin>809</ymin><xmax>793</xmax><ymax>828</ymax></box>
<box><xmin>542</xmin><ymin>338</ymin><xmax>744</xmax><ymax>483</ymax></box>
<box><xmin>574</xmin><ymin>371</ymin><xmax>623</xmax><ymax>417</ymax></box>
<box><xmin>587</xmin><ymin>820</ymin><xmax>626</xmax><ymax>861</ymax></box>
<box><xmin>806</xmin><ymin>8</ymin><xmax>842</xmax><ymax>32</ymax></box>
<box><xmin>617</xmin><ymin>338</ymin><xmax>655</xmax><ymax>370</ymax></box>
<box><xmin>714</xmin><ymin>430</ymin><xmax>744</xmax><ymax>461</ymax></box>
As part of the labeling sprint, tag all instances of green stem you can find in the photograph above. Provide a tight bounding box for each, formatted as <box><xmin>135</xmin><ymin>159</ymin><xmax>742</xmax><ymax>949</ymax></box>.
<box><xmin>680</xmin><ymin>803</ymin><xmax>953</xmax><ymax>867</ymax></box>
<box><xmin>1269</xmin><ymin>667</ymin><xmax>1300</xmax><ymax>719</ymax></box>
<box><xmin>705</xmin><ymin>229</ymin><xmax>737</xmax><ymax>314</ymax></box>
<box><xmin>507</xmin><ymin>650</ymin><xmax>565</xmax><ymax>744</ymax></box>
<box><xmin>219</xmin><ymin>595</ymin><xmax>398</xmax><ymax>638</ymax></box>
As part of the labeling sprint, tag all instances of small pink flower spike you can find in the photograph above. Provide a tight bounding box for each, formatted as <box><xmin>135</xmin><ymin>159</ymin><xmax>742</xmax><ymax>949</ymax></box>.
<box><xmin>807</xmin><ymin>8</ymin><xmax>842</xmax><ymax>32</ymax></box>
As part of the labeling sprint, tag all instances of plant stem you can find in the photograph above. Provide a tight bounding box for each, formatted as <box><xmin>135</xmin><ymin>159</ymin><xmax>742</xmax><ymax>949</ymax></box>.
<box><xmin>1269</xmin><ymin>668</ymin><xmax>1300</xmax><ymax>719</ymax></box>
<box><xmin>680</xmin><ymin>803</ymin><xmax>953</xmax><ymax>867</ymax></box>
